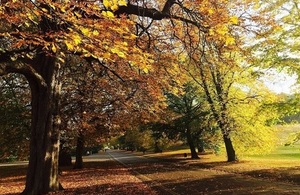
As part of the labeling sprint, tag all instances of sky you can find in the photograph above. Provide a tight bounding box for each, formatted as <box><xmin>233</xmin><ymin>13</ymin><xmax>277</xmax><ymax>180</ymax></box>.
<box><xmin>261</xmin><ymin>69</ymin><xmax>298</xmax><ymax>94</ymax></box>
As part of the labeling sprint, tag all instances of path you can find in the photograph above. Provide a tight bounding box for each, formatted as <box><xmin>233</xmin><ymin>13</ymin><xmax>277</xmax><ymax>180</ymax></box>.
<box><xmin>2</xmin><ymin>151</ymin><xmax>300</xmax><ymax>194</ymax></box>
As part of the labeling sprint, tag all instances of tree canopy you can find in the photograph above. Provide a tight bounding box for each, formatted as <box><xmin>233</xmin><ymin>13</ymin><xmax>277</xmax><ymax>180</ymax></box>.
<box><xmin>0</xmin><ymin>0</ymin><xmax>292</xmax><ymax>194</ymax></box>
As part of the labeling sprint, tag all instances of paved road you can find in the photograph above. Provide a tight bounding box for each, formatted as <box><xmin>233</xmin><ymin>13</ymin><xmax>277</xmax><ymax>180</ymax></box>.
<box><xmin>3</xmin><ymin>151</ymin><xmax>300</xmax><ymax>194</ymax></box>
<box><xmin>0</xmin><ymin>161</ymin><xmax>28</xmax><ymax>167</ymax></box>
<box><xmin>107</xmin><ymin>150</ymin><xmax>159</xmax><ymax>164</ymax></box>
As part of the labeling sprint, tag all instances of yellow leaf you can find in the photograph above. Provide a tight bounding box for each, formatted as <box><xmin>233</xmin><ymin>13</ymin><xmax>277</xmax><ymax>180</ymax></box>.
<box><xmin>111</xmin><ymin>48</ymin><xmax>126</xmax><ymax>58</ymax></box>
<box><xmin>65</xmin><ymin>40</ymin><xmax>74</xmax><ymax>50</ymax></box>
<box><xmin>111</xmin><ymin>4</ymin><xmax>118</xmax><ymax>11</ymax></box>
<box><xmin>107</xmin><ymin>11</ymin><xmax>115</xmax><ymax>18</ymax></box>
<box><xmin>10</xmin><ymin>56</ymin><xmax>17</xmax><ymax>61</ymax></box>
<box><xmin>60</xmin><ymin>6</ymin><xmax>67</xmax><ymax>13</ymax></box>
<box><xmin>92</xmin><ymin>30</ymin><xmax>99</xmax><ymax>36</ymax></box>
<box><xmin>209</xmin><ymin>28</ymin><xmax>215</xmax><ymax>36</ymax></box>
<box><xmin>26</xmin><ymin>53</ymin><xmax>33</xmax><ymax>59</ymax></box>
<box><xmin>51</xmin><ymin>43</ymin><xmax>57</xmax><ymax>53</ymax></box>
<box><xmin>49</xmin><ymin>4</ymin><xmax>55</xmax><ymax>10</ymax></box>
<box><xmin>216</xmin><ymin>25</ymin><xmax>228</xmax><ymax>35</ymax></box>
<box><xmin>143</xmin><ymin>67</ymin><xmax>149</xmax><ymax>73</ymax></box>
<box><xmin>103</xmin><ymin>0</ymin><xmax>112</xmax><ymax>8</ymax></box>
<box><xmin>74</xmin><ymin>12</ymin><xmax>82</xmax><ymax>18</ymax></box>
<box><xmin>225</xmin><ymin>35</ymin><xmax>235</xmax><ymax>45</ymax></box>
<box><xmin>208</xmin><ymin>8</ymin><xmax>214</xmax><ymax>14</ymax></box>
<box><xmin>80</xmin><ymin>27</ymin><xmax>90</xmax><ymax>36</ymax></box>
<box><xmin>102</xmin><ymin>11</ymin><xmax>114</xmax><ymax>18</ymax></box>
<box><xmin>73</xmin><ymin>34</ymin><xmax>81</xmax><ymax>45</ymax></box>
<box><xmin>118</xmin><ymin>0</ymin><xmax>127</xmax><ymax>6</ymax></box>
<box><xmin>41</xmin><ymin>8</ymin><xmax>48</xmax><ymax>13</ymax></box>
<box><xmin>26</xmin><ymin>13</ymin><xmax>34</xmax><ymax>21</ymax></box>
<box><xmin>229</xmin><ymin>16</ymin><xmax>239</xmax><ymax>25</ymax></box>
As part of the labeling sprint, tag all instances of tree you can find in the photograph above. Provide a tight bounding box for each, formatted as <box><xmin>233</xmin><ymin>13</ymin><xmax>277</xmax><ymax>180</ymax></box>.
<box><xmin>253</xmin><ymin>0</ymin><xmax>300</xmax><ymax>73</ymax></box>
<box><xmin>0</xmin><ymin>1</ymin><xmax>196</xmax><ymax>193</ymax></box>
<box><xmin>171</xmin><ymin>0</ymin><xmax>279</xmax><ymax>161</ymax></box>
<box><xmin>60</xmin><ymin>55</ymin><xmax>165</xmax><ymax>168</ymax></box>
<box><xmin>248</xmin><ymin>1</ymin><xmax>300</xmax><ymax>150</ymax></box>
<box><xmin>165</xmin><ymin>82</ymin><xmax>211</xmax><ymax>159</ymax></box>
<box><xmin>0</xmin><ymin>1</ymin><xmax>168</xmax><ymax>194</ymax></box>
<box><xmin>0</xmin><ymin>0</ymin><xmax>275</xmax><ymax>193</ymax></box>
<box><xmin>121</xmin><ymin>128</ymin><xmax>154</xmax><ymax>152</ymax></box>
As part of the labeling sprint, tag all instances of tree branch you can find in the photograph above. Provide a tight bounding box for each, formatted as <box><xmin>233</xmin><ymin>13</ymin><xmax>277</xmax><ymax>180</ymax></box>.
<box><xmin>115</xmin><ymin>2</ymin><xmax>208</xmax><ymax>32</ymax></box>
<box><xmin>0</xmin><ymin>62</ymin><xmax>47</xmax><ymax>88</ymax></box>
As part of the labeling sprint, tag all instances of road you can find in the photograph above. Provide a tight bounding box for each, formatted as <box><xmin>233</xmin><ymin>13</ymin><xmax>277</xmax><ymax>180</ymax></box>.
<box><xmin>2</xmin><ymin>150</ymin><xmax>300</xmax><ymax>194</ymax></box>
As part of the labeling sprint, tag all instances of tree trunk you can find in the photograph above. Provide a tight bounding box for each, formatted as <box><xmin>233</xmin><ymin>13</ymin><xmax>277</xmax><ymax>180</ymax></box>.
<box><xmin>219</xmin><ymin>115</ymin><xmax>237</xmax><ymax>162</ymax></box>
<box><xmin>22</xmin><ymin>54</ymin><xmax>62</xmax><ymax>195</ymax></box>
<box><xmin>186</xmin><ymin>126</ymin><xmax>199</xmax><ymax>159</ymax></box>
<box><xmin>73</xmin><ymin>131</ymin><xmax>84</xmax><ymax>169</ymax></box>
<box><xmin>223</xmin><ymin>134</ymin><xmax>237</xmax><ymax>162</ymax></box>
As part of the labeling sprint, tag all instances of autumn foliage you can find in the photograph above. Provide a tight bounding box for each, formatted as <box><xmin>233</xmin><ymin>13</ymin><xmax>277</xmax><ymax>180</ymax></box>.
<box><xmin>0</xmin><ymin>0</ymin><xmax>288</xmax><ymax>194</ymax></box>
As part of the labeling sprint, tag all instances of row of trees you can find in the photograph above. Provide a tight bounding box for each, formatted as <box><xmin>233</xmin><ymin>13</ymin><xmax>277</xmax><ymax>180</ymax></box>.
<box><xmin>0</xmin><ymin>0</ymin><xmax>299</xmax><ymax>194</ymax></box>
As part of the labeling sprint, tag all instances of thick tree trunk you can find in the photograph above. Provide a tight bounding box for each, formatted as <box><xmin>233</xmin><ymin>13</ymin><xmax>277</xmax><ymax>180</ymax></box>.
<box><xmin>73</xmin><ymin>132</ymin><xmax>84</xmax><ymax>169</ymax></box>
<box><xmin>22</xmin><ymin>54</ymin><xmax>62</xmax><ymax>195</ymax></box>
<box><xmin>186</xmin><ymin>126</ymin><xmax>199</xmax><ymax>159</ymax></box>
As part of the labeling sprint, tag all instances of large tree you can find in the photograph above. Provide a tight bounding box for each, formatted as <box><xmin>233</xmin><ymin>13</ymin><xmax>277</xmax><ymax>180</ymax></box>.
<box><xmin>165</xmin><ymin>82</ymin><xmax>211</xmax><ymax>159</ymax></box>
<box><xmin>173</xmin><ymin>0</ymin><xmax>279</xmax><ymax>161</ymax></box>
<box><xmin>0</xmin><ymin>1</ymin><xmax>209</xmax><ymax>194</ymax></box>
<box><xmin>0</xmin><ymin>0</ymin><xmax>277</xmax><ymax>193</ymax></box>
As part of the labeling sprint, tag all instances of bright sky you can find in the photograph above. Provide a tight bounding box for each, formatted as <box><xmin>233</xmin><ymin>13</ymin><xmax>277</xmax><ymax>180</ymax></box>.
<box><xmin>261</xmin><ymin>69</ymin><xmax>298</xmax><ymax>94</ymax></box>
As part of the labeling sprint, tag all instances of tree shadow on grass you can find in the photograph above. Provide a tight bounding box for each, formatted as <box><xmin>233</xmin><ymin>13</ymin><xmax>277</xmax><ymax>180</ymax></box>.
<box><xmin>142</xmin><ymin>173</ymin><xmax>300</xmax><ymax>195</ymax></box>
<box><xmin>242</xmin><ymin>166</ymin><xmax>300</xmax><ymax>185</ymax></box>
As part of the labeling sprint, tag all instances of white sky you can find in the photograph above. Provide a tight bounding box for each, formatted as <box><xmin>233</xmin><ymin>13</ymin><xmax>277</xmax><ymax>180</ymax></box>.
<box><xmin>261</xmin><ymin>69</ymin><xmax>298</xmax><ymax>94</ymax></box>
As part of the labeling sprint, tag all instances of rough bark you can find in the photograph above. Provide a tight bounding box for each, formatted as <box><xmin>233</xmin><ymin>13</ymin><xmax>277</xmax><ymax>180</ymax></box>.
<box><xmin>21</xmin><ymin>53</ymin><xmax>62</xmax><ymax>195</ymax></box>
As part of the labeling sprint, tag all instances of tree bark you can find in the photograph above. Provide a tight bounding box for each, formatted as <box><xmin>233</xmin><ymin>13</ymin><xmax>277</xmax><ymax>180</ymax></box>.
<box><xmin>223</xmin><ymin>134</ymin><xmax>236</xmax><ymax>162</ymax></box>
<box><xmin>186</xmin><ymin>126</ymin><xmax>199</xmax><ymax>159</ymax></box>
<box><xmin>73</xmin><ymin>131</ymin><xmax>84</xmax><ymax>169</ymax></box>
<box><xmin>21</xmin><ymin>54</ymin><xmax>62</xmax><ymax>195</ymax></box>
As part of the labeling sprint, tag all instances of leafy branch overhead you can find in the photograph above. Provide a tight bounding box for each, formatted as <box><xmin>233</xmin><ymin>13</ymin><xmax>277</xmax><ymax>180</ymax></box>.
<box><xmin>0</xmin><ymin>0</ymin><xmax>205</xmax><ymax>67</ymax></box>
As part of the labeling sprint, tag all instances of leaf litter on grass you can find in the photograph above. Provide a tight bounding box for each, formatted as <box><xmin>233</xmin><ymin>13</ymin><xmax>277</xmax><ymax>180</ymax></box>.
<box><xmin>0</xmin><ymin>160</ymin><xmax>158</xmax><ymax>195</ymax></box>
<box><xmin>52</xmin><ymin>160</ymin><xmax>158</xmax><ymax>195</ymax></box>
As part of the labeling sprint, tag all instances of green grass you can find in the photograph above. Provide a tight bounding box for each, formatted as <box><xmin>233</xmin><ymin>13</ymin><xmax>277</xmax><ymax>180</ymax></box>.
<box><xmin>248</xmin><ymin>145</ymin><xmax>300</xmax><ymax>160</ymax></box>
<box><xmin>246</xmin><ymin>124</ymin><xmax>300</xmax><ymax>160</ymax></box>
